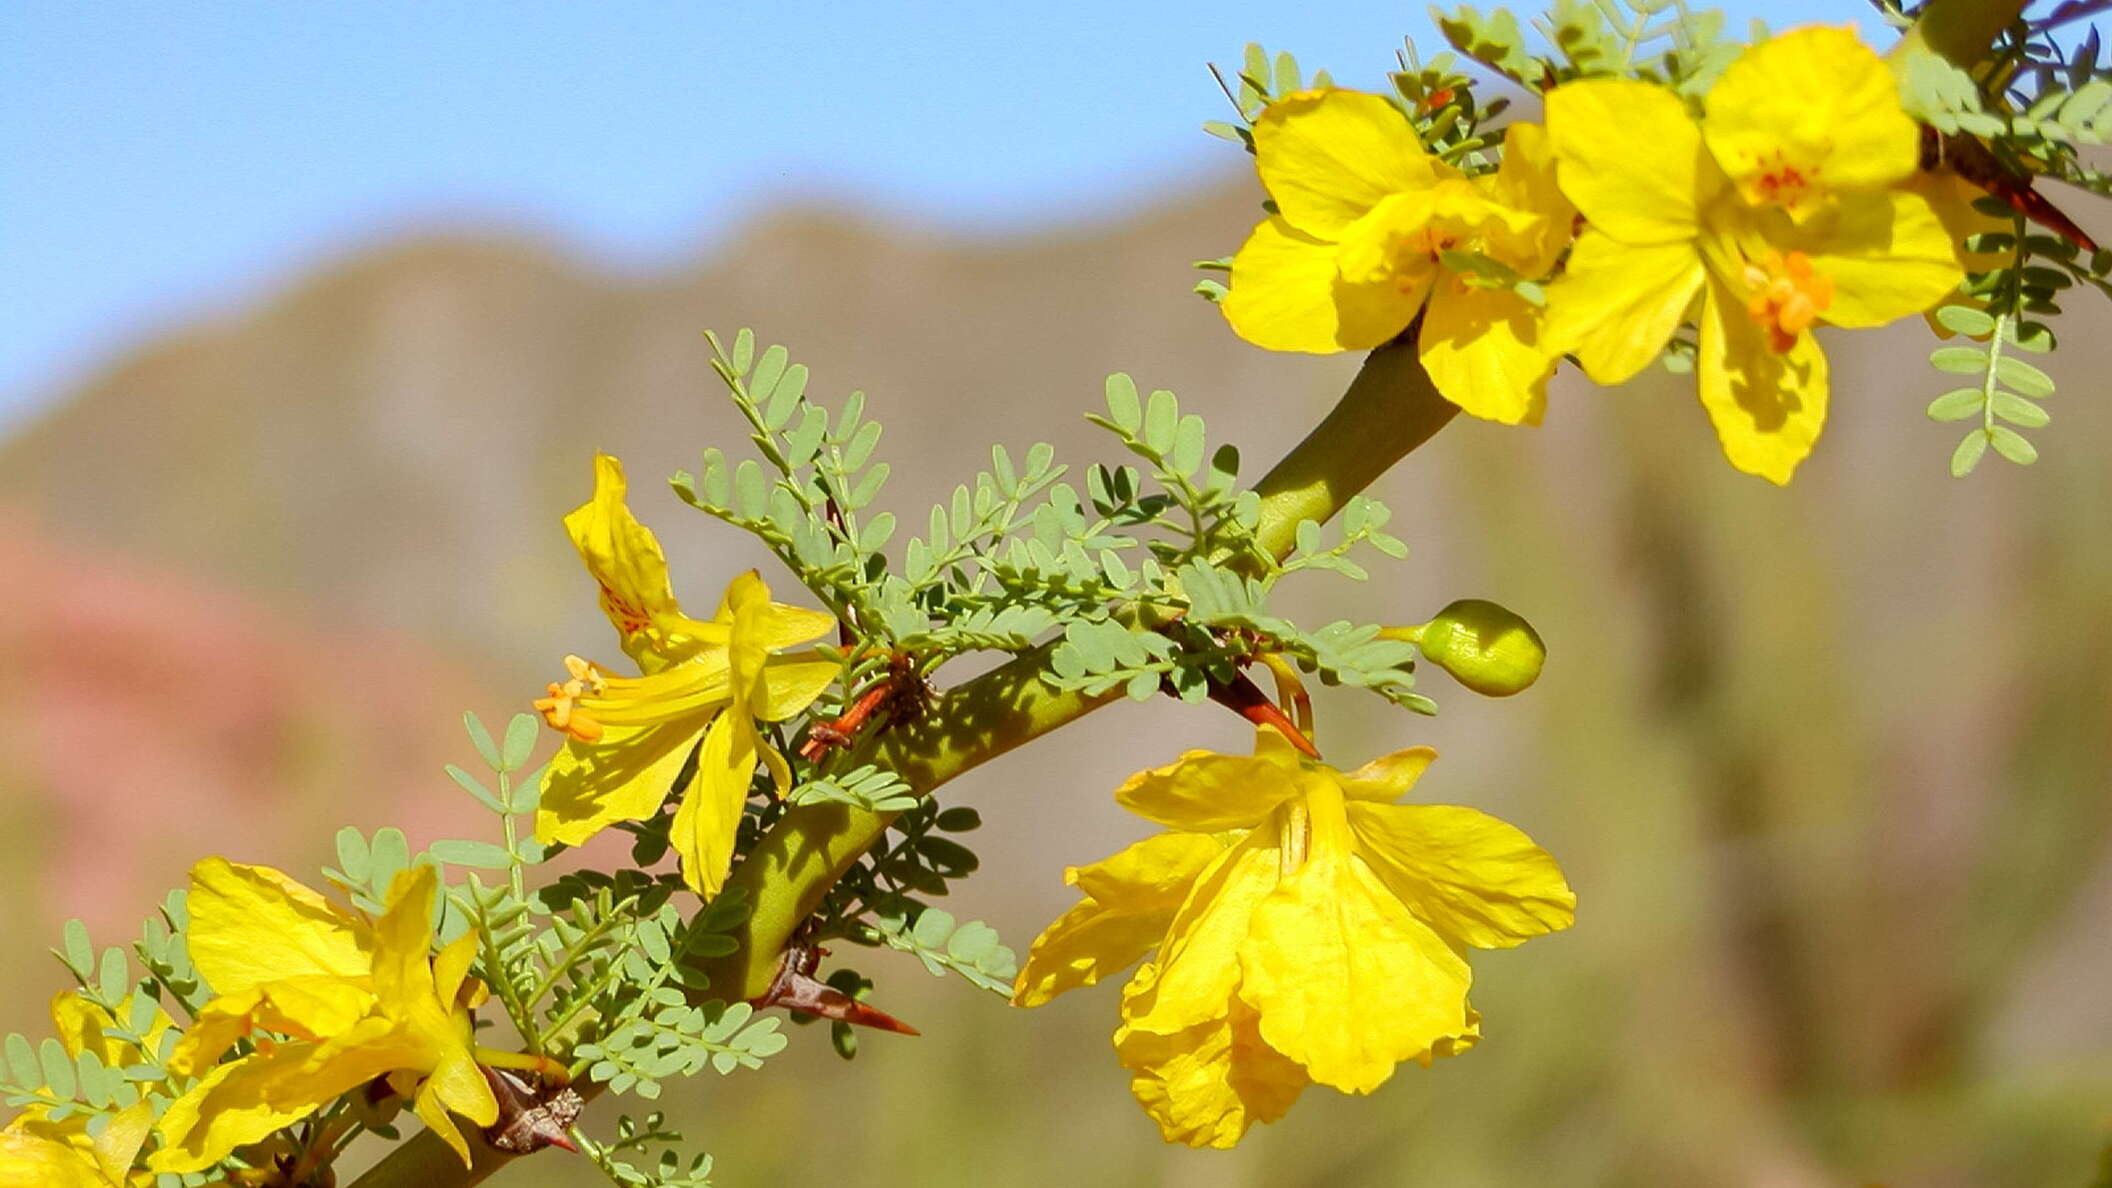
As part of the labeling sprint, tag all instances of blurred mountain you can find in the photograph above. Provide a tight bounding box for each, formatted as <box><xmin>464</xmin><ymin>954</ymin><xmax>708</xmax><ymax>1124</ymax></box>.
<box><xmin>2</xmin><ymin>181</ymin><xmax>2110</xmax><ymax>1188</ymax></box>
<box><xmin>0</xmin><ymin>186</ymin><xmax>1330</xmax><ymax>680</ymax></box>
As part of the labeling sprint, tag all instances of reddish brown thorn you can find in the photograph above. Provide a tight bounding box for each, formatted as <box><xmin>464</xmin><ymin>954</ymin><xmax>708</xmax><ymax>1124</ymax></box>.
<box><xmin>798</xmin><ymin>680</ymin><xmax>895</xmax><ymax>762</ymax></box>
<box><xmin>752</xmin><ymin>945</ymin><xmax>921</xmax><ymax>1036</ymax></box>
<box><xmin>479</xmin><ymin>1065</ymin><xmax>583</xmax><ymax>1155</ymax></box>
<box><xmin>1936</xmin><ymin>128</ymin><xmax>2100</xmax><ymax>253</ymax></box>
<box><xmin>1203</xmin><ymin>672</ymin><xmax>1321</xmax><ymax>759</ymax></box>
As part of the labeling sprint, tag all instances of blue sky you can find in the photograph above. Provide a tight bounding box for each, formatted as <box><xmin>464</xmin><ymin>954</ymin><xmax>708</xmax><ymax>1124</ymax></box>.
<box><xmin>3</xmin><ymin>1</ymin><xmax>1865</xmax><ymax>423</ymax></box>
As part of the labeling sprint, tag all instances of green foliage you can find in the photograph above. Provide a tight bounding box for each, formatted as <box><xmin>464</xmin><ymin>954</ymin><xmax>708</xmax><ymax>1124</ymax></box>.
<box><xmin>574</xmin><ymin>1000</ymin><xmax>788</xmax><ymax>1099</ymax></box>
<box><xmin>1923</xmin><ymin>205</ymin><xmax>2086</xmax><ymax>476</ymax></box>
<box><xmin>1045</xmin><ymin>378</ymin><xmax>1434</xmax><ymax>713</ymax></box>
<box><xmin>1436</xmin><ymin>0</ymin><xmax>1742</xmax><ymax>95</ymax></box>
<box><xmin>579</xmin><ymin>1112</ymin><xmax>717</xmax><ymax>1188</ymax></box>
<box><xmin>1201</xmin><ymin>42</ymin><xmax>1335</xmax><ymax>148</ymax></box>
<box><xmin>1</xmin><ymin>915</ymin><xmax>190</xmax><ymax>1173</ymax></box>
<box><xmin>866</xmin><ymin>906</ymin><xmax>1019</xmax><ymax>996</ymax></box>
<box><xmin>789</xmin><ymin>763</ymin><xmax>919</xmax><ymax>813</ymax></box>
<box><xmin>1894</xmin><ymin>3</ymin><xmax>2112</xmax><ymax>196</ymax></box>
<box><xmin>674</xmin><ymin>335</ymin><xmax>1449</xmax><ymax>747</ymax></box>
<box><xmin>1893</xmin><ymin>7</ymin><xmax>2112</xmax><ymax>474</ymax></box>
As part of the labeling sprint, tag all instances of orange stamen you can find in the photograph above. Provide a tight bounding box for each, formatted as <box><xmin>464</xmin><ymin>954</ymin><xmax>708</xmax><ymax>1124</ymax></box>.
<box><xmin>1741</xmin><ymin>249</ymin><xmax>1833</xmax><ymax>354</ymax></box>
<box><xmin>533</xmin><ymin>656</ymin><xmax>606</xmax><ymax>742</ymax></box>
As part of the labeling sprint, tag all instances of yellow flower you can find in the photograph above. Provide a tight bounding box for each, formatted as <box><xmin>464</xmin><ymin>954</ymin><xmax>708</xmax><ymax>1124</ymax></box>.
<box><xmin>150</xmin><ymin>859</ymin><xmax>501</xmax><ymax>1173</ymax></box>
<box><xmin>1014</xmin><ymin>728</ymin><xmax>1574</xmax><ymax>1148</ymax></box>
<box><xmin>532</xmin><ymin>454</ymin><xmax>836</xmax><ymax>895</ymax></box>
<box><xmin>0</xmin><ymin>1101</ymin><xmax>154</xmax><ymax>1188</ymax></box>
<box><xmin>534</xmin><ymin>570</ymin><xmax>835</xmax><ymax>895</ymax></box>
<box><xmin>7</xmin><ymin>992</ymin><xmax>175</xmax><ymax>1132</ymax></box>
<box><xmin>0</xmin><ymin>994</ymin><xmax>172</xmax><ymax>1187</ymax></box>
<box><xmin>1544</xmin><ymin>26</ymin><xmax>1963</xmax><ymax>483</ymax></box>
<box><xmin>1221</xmin><ymin>89</ymin><xmax>1576</xmax><ymax>425</ymax></box>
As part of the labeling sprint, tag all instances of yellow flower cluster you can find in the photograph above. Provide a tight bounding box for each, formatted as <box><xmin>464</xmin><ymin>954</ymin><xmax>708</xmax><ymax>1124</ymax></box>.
<box><xmin>152</xmin><ymin>860</ymin><xmax>503</xmax><ymax>1172</ymax></box>
<box><xmin>1014</xmin><ymin>728</ymin><xmax>1573</xmax><ymax>1147</ymax></box>
<box><xmin>0</xmin><ymin>860</ymin><xmax>544</xmax><ymax>1182</ymax></box>
<box><xmin>533</xmin><ymin>454</ymin><xmax>837</xmax><ymax>896</ymax></box>
<box><xmin>0</xmin><ymin>995</ymin><xmax>169</xmax><ymax>1186</ymax></box>
<box><xmin>1221</xmin><ymin>26</ymin><xmax>1966</xmax><ymax>484</ymax></box>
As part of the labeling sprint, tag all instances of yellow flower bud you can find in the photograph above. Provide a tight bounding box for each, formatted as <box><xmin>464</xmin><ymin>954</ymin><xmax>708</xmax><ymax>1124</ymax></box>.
<box><xmin>1392</xmin><ymin>599</ymin><xmax>1546</xmax><ymax>697</ymax></box>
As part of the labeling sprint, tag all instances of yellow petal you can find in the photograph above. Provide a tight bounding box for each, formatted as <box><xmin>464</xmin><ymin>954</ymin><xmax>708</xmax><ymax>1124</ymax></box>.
<box><xmin>1347</xmin><ymin>802</ymin><xmax>1575</xmax><ymax>949</ymax></box>
<box><xmin>1012</xmin><ymin>832</ymin><xmax>1226</xmax><ymax>1007</ymax></box>
<box><xmin>1419</xmin><ymin>280</ymin><xmax>1554</xmax><ymax>425</ymax></box>
<box><xmin>414</xmin><ymin>1079</ymin><xmax>474</xmax><ymax>1168</ymax></box>
<box><xmin>1908</xmin><ymin>170</ymin><xmax>2009</xmax><ymax>276</ymax></box>
<box><xmin>184</xmin><ymin>859</ymin><xmax>372</xmax><ymax>995</ymax></box>
<box><xmin>1544</xmin><ymin>232</ymin><xmax>1705</xmax><ymax>385</ymax></box>
<box><xmin>432</xmin><ymin>933</ymin><xmax>480</xmax><ymax>1008</ymax></box>
<box><xmin>1250</xmin><ymin>725</ymin><xmax>1307</xmax><ymax>772</ymax></box>
<box><xmin>756</xmin><ymin>653</ymin><xmax>838</xmax><ymax>722</ymax></box>
<box><xmin>1222</xmin><ymin>215</ymin><xmax>1424</xmax><ymax>354</ymax></box>
<box><xmin>563</xmin><ymin>454</ymin><xmax>685</xmax><ymax>667</ymax></box>
<box><xmin>1341</xmin><ymin>181</ymin><xmax>1538</xmax><ymax>279</ymax></box>
<box><xmin>1485</xmin><ymin>121</ymin><xmax>1575</xmax><ymax>278</ymax></box>
<box><xmin>1114</xmin><ymin>750</ymin><xmax>1301</xmax><ymax>832</ymax></box>
<box><xmin>429</xmin><ymin>1050</ymin><xmax>500</xmax><ymax>1127</ymax></box>
<box><xmin>758</xmin><ymin>738</ymin><xmax>795</xmax><ymax>797</ymax></box>
<box><xmin>1235</xmin><ymin>789</ymin><xmax>1473</xmax><ymax>1093</ymax></box>
<box><xmin>151</xmin><ymin>1025</ymin><xmax>411</xmax><ymax>1174</ymax></box>
<box><xmin>1702</xmin><ymin>27</ymin><xmax>1918</xmax><ymax>217</ymax></box>
<box><xmin>1114</xmin><ymin>980</ymin><xmax>1307</xmax><ymax>1150</ymax></box>
<box><xmin>1546</xmin><ymin>80</ymin><xmax>1714</xmax><ymax>244</ymax></box>
<box><xmin>750</xmin><ymin>603</ymin><xmax>836</xmax><ymax>653</ymax></box>
<box><xmin>169</xmin><ymin>977</ymin><xmax>380</xmax><ymax>1075</ymax></box>
<box><xmin>535</xmin><ymin>721</ymin><xmax>705</xmax><ymax>847</ymax></box>
<box><xmin>165</xmin><ymin>991</ymin><xmax>264</xmax><ymax>1075</ymax></box>
<box><xmin>371</xmin><ymin>866</ymin><xmax>439</xmax><ymax>1009</ymax></box>
<box><xmin>1697</xmin><ymin>275</ymin><xmax>1830</xmax><ymax>484</ymax></box>
<box><xmin>0</xmin><ymin>1129</ymin><xmax>105</xmax><ymax>1188</ymax></box>
<box><xmin>1252</xmin><ymin>89</ymin><xmax>1435</xmax><ymax>236</ymax></box>
<box><xmin>1122</xmin><ymin>831</ymin><xmax>1280</xmax><ymax>1036</ymax></box>
<box><xmin>248</xmin><ymin>978</ymin><xmax>378</xmax><ymax>1043</ymax></box>
<box><xmin>411</xmin><ymin>1051</ymin><xmax>498</xmax><ymax>1169</ymax></box>
<box><xmin>1335</xmin><ymin>745</ymin><xmax>1437</xmax><ymax>803</ymax></box>
<box><xmin>1806</xmin><ymin>190</ymin><xmax>1965</xmax><ymax>328</ymax></box>
<box><xmin>50</xmin><ymin>993</ymin><xmax>172</xmax><ymax>1069</ymax></box>
<box><xmin>88</xmin><ymin>1100</ymin><xmax>153</xmax><ymax>1183</ymax></box>
<box><xmin>671</xmin><ymin>714</ymin><xmax>755</xmax><ymax>897</ymax></box>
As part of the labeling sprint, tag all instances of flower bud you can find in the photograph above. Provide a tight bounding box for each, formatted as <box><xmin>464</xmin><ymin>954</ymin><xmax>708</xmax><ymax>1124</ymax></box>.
<box><xmin>1391</xmin><ymin>599</ymin><xmax>1546</xmax><ymax>697</ymax></box>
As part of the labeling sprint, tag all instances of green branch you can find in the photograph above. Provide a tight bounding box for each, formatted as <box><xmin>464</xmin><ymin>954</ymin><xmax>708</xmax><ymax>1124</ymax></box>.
<box><xmin>347</xmin><ymin>341</ymin><xmax>1450</xmax><ymax>1188</ymax></box>
<box><xmin>701</xmin><ymin>340</ymin><xmax>1457</xmax><ymax>1002</ymax></box>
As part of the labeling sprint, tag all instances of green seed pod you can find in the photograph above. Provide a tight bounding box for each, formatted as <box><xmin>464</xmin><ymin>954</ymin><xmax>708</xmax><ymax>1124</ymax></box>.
<box><xmin>1398</xmin><ymin>599</ymin><xmax>1546</xmax><ymax>697</ymax></box>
